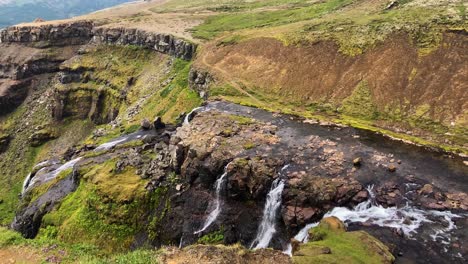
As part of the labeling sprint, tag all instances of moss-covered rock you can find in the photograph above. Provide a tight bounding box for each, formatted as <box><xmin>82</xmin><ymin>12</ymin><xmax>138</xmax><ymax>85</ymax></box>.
<box><xmin>293</xmin><ymin>218</ymin><xmax>395</xmax><ymax>264</ymax></box>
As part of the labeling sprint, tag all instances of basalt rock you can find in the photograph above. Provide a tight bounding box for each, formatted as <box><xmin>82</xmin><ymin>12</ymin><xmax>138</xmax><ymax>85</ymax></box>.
<box><xmin>92</xmin><ymin>27</ymin><xmax>197</xmax><ymax>60</ymax></box>
<box><xmin>0</xmin><ymin>21</ymin><xmax>94</xmax><ymax>46</ymax></box>
<box><xmin>189</xmin><ymin>68</ymin><xmax>214</xmax><ymax>99</ymax></box>
<box><xmin>283</xmin><ymin>174</ymin><xmax>364</xmax><ymax>228</ymax></box>
<box><xmin>12</xmin><ymin>170</ymin><xmax>79</xmax><ymax>238</ymax></box>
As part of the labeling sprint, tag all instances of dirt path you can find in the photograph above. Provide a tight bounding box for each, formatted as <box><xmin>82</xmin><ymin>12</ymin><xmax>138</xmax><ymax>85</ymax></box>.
<box><xmin>0</xmin><ymin>247</ymin><xmax>42</xmax><ymax>264</ymax></box>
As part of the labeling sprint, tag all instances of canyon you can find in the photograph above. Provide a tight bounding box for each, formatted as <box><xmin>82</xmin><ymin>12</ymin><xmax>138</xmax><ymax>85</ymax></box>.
<box><xmin>0</xmin><ymin>0</ymin><xmax>466</xmax><ymax>263</ymax></box>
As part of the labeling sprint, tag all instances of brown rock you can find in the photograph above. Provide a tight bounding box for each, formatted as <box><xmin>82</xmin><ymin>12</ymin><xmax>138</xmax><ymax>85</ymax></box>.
<box><xmin>141</xmin><ymin>118</ymin><xmax>151</xmax><ymax>130</ymax></box>
<box><xmin>418</xmin><ymin>184</ymin><xmax>434</xmax><ymax>196</ymax></box>
<box><xmin>291</xmin><ymin>238</ymin><xmax>301</xmax><ymax>254</ymax></box>
<box><xmin>388</xmin><ymin>164</ymin><xmax>396</xmax><ymax>172</ymax></box>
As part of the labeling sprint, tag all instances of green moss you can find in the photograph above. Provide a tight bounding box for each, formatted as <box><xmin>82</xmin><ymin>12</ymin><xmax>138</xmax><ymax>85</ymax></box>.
<box><xmin>38</xmin><ymin>160</ymin><xmax>151</xmax><ymax>253</ymax></box>
<box><xmin>228</xmin><ymin>115</ymin><xmax>254</xmax><ymax>125</ymax></box>
<box><xmin>339</xmin><ymin>81</ymin><xmax>379</xmax><ymax>120</ymax></box>
<box><xmin>136</xmin><ymin>59</ymin><xmax>202</xmax><ymax>124</ymax></box>
<box><xmin>198</xmin><ymin>228</ymin><xmax>224</xmax><ymax>245</ymax></box>
<box><xmin>0</xmin><ymin>227</ymin><xmax>25</xmax><ymax>247</ymax></box>
<box><xmin>293</xmin><ymin>223</ymin><xmax>394</xmax><ymax>264</ymax></box>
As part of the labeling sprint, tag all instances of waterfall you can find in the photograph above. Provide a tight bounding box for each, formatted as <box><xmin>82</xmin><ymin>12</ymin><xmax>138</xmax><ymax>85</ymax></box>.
<box><xmin>250</xmin><ymin>164</ymin><xmax>290</xmax><ymax>250</ymax></box>
<box><xmin>22</xmin><ymin>173</ymin><xmax>32</xmax><ymax>195</ymax></box>
<box><xmin>184</xmin><ymin>107</ymin><xmax>203</xmax><ymax>125</ymax></box>
<box><xmin>95</xmin><ymin>136</ymin><xmax>128</xmax><ymax>152</ymax></box>
<box><xmin>194</xmin><ymin>163</ymin><xmax>230</xmax><ymax>234</ymax></box>
<box><xmin>250</xmin><ymin>178</ymin><xmax>285</xmax><ymax>249</ymax></box>
<box><xmin>284</xmin><ymin>185</ymin><xmax>462</xmax><ymax>255</ymax></box>
<box><xmin>23</xmin><ymin>157</ymin><xmax>82</xmax><ymax>194</ymax></box>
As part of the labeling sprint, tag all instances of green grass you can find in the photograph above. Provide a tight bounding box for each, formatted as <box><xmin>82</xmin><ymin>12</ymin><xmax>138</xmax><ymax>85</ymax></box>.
<box><xmin>191</xmin><ymin>0</ymin><xmax>354</xmax><ymax>39</ymax></box>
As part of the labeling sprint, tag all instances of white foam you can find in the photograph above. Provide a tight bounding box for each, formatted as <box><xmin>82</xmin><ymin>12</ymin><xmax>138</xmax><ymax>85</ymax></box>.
<box><xmin>95</xmin><ymin>137</ymin><xmax>128</xmax><ymax>152</ymax></box>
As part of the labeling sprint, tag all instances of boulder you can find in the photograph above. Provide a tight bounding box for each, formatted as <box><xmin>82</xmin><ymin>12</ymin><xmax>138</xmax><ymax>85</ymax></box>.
<box><xmin>153</xmin><ymin>116</ymin><xmax>166</xmax><ymax>129</ymax></box>
<box><xmin>141</xmin><ymin>118</ymin><xmax>152</xmax><ymax>130</ymax></box>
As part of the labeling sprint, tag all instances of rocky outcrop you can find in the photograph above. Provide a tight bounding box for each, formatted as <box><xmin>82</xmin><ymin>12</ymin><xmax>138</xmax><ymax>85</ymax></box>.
<box><xmin>92</xmin><ymin>27</ymin><xmax>197</xmax><ymax>60</ymax></box>
<box><xmin>12</xmin><ymin>170</ymin><xmax>79</xmax><ymax>238</ymax></box>
<box><xmin>1</xmin><ymin>22</ymin><xmax>197</xmax><ymax>60</ymax></box>
<box><xmin>0</xmin><ymin>21</ymin><xmax>94</xmax><ymax>46</ymax></box>
<box><xmin>52</xmin><ymin>88</ymin><xmax>120</xmax><ymax>125</ymax></box>
<box><xmin>282</xmin><ymin>175</ymin><xmax>365</xmax><ymax>228</ymax></box>
<box><xmin>189</xmin><ymin>68</ymin><xmax>214</xmax><ymax>99</ymax></box>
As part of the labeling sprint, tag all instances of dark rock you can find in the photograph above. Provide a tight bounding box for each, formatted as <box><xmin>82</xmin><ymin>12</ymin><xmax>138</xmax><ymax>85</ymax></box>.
<box><xmin>12</xmin><ymin>170</ymin><xmax>79</xmax><ymax>238</ymax></box>
<box><xmin>0</xmin><ymin>133</ymin><xmax>10</xmax><ymax>153</ymax></box>
<box><xmin>153</xmin><ymin>116</ymin><xmax>166</xmax><ymax>129</ymax></box>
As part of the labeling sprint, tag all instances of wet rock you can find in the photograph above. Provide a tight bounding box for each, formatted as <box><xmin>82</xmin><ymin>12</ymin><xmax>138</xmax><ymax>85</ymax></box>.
<box><xmin>283</xmin><ymin>174</ymin><xmax>363</xmax><ymax>227</ymax></box>
<box><xmin>153</xmin><ymin>116</ymin><xmax>166</xmax><ymax>130</ymax></box>
<box><xmin>12</xmin><ymin>171</ymin><xmax>79</xmax><ymax>238</ymax></box>
<box><xmin>418</xmin><ymin>184</ymin><xmax>434</xmax><ymax>196</ymax></box>
<box><xmin>291</xmin><ymin>238</ymin><xmax>301</xmax><ymax>254</ymax></box>
<box><xmin>141</xmin><ymin>118</ymin><xmax>152</xmax><ymax>130</ymax></box>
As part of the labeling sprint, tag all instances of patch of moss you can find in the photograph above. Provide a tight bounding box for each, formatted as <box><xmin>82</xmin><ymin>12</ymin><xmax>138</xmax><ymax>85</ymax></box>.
<box><xmin>198</xmin><ymin>228</ymin><xmax>224</xmax><ymax>245</ymax></box>
<box><xmin>294</xmin><ymin>220</ymin><xmax>394</xmax><ymax>264</ymax></box>
<box><xmin>39</xmin><ymin>160</ymin><xmax>151</xmax><ymax>253</ymax></box>
<box><xmin>339</xmin><ymin>81</ymin><xmax>379</xmax><ymax>121</ymax></box>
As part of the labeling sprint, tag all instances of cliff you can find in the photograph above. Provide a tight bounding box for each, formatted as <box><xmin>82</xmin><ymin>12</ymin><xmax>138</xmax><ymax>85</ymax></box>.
<box><xmin>0</xmin><ymin>21</ymin><xmax>197</xmax><ymax>60</ymax></box>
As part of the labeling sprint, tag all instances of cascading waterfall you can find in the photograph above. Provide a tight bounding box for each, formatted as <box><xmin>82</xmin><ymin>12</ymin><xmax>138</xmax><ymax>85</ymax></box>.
<box><xmin>323</xmin><ymin>185</ymin><xmax>462</xmax><ymax>240</ymax></box>
<box><xmin>284</xmin><ymin>185</ymin><xmax>463</xmax><ymax>255</ymax></box>
<box><xmin>250</xmin><ymin>165</ymin><xmax>289</xmax><ymax>250</ymax></box>
<box><xmin>184</xmin><ymin>106</ymin><xmax>203</xmax><ymax>125</ymax></box>
<box><xmin>194</xmin><ymin>162</ymin><xmax>231</xmax><ymax>234</ymax></box>
<box><xmin>23</xmin><ymin>157</ymin><xmax>82</xmax><ymax>194</ymax></box>
<box><xmin>94</xmin><ymin>137</ymin><xmax>129</xmax><ymax>152</ymax></box>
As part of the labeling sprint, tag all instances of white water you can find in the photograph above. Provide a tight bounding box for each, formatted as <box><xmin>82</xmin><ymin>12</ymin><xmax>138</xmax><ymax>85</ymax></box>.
<box><xmin>324</xmin><ymin>186</ymin><xmax>462</xmax><ymax>240</ymax></box>
<box><xmin>95</xmin><ymin>137</ymin><xmax>129</xmax><ymax>152</ymax></box>
<box><xmin>284</xmin><ymin>185</ymin><xmax>462</xmax><ymax>255</ymax></box>
<box><xmin>250</xmin><ymin>165</ymin><xmax>289</xmax><ymax>249</ymax></box>
<box><xmin>22</xmin><ymin>173</ymin><xmax>32</xmax><ymax>195</ymax></box>
<box><xmin>184</xmin><ymin>107</ymin><xmax>203</xmax><ymax>125</ymax></box>
<box><xmin>24</xmin><ymin>157</ymin><xmax>82</xmax><ymax>193</ymax></box>
<box><xmin>194</xmin><ymin>163</ymin><xmax>231</xmax><ymax>234</ymax></box>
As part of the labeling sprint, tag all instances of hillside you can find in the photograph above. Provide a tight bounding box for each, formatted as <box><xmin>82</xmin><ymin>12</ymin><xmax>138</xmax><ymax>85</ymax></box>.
<box><xmin>0</xmin><ymin>0</ymin><xmax>467</xmax><ymax>263</ymax></box>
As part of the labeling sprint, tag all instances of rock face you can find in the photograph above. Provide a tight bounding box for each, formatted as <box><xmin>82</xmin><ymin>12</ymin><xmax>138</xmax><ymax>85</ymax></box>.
<box><xmin>0</xmin><ymin>21</ymin><xmax>94</xmax><ymax>46</ymax></box>
<box><xmin>12</xmin><ymin>170</ymin><xmax>79</xmax><ymax>238</ymax></box>
<box><xmin>0</xmin><ymin>22</ymin><xmax>197</xmax><ymax>60</ymax></box>
<box><xmin>92</xmin><ymin>27</ymin><xmax>197</xmax><ymax>60</ymax></box>
<box><xmin>189</xmin><ymin>68</ymin><xmax>214</xmax><ymax>99</ymax></box>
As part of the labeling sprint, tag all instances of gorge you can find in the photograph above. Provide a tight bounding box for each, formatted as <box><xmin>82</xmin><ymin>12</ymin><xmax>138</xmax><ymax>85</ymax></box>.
<box><xmin>0</xmin><ymin>0</ymin><xmax>466</xmax><ymax>263</ymax></box>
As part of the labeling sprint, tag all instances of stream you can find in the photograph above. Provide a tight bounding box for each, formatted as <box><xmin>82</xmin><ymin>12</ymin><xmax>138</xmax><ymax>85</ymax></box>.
<box><xmin>203</xmin><ymin>101</ymin><xmax>468</xmax><ymax>263</ymax></box>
